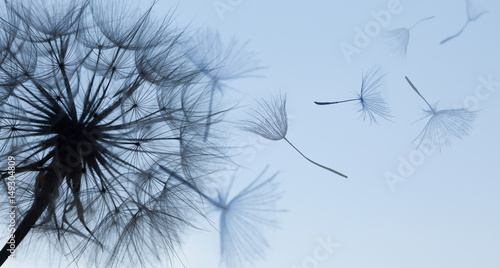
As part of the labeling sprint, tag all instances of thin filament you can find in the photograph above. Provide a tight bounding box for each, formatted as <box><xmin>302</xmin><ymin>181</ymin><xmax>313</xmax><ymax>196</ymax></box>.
<box><xmin>440</xmin><ymin>20</ymin><xmax>470</xmax><ymax>44</ymax></box>
<box><xmin>283</xmin><ymin>137</ymin><xmax>348</xmax><ymax>178</ymax></box>
<box><xmin>314</xmin><ymin>98</ymin><xmax>359</xmax><ymax>105</ymax></box>
<box><xmin>203</xmin><ymin>80</ymin><xmax>218</xmax><ymax>142</ymax></box>
<box><xmin>405</xmin><ymin>76</ymin><xmax>437</xmax><ymax>115</ymax></box>
<box><xmin>409</xmin><ymin>16</ymin><xmax>436</xmax><ymax>30</ymax></box>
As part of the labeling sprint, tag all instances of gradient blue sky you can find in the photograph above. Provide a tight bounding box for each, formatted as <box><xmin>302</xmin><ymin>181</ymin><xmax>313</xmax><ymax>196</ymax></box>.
<box><xmin>5</xmin><ymin>0</ymin><xmax>500</xmax><ymax>267</ymax></box>
<box><xmin>165</xmin><ymin>0</ymin><xmax>500</xmax><ymax>267</ymax></box>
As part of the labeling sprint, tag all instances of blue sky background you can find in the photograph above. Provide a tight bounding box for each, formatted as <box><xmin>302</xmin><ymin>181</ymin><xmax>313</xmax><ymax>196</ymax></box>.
<box><xmin>165</xmin><ymin>0</ymin><xmax>500</xmax><ymax>267</ymax></box>
<box><xmin>4</xmin><ymin>0</ymin><xmax>500</xmax><ymax>267</ymax></box>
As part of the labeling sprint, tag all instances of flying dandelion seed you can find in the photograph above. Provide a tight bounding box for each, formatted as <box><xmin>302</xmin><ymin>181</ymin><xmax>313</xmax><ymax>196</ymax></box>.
<box><xmin>314</xmin><ymin>68</ymin><xmax>391</xmax><ymax>124</ymax></box>
<box><xmin>441</xmin><ymin>0</ymin><xmax>488</xmax><ymax>44</ymax></box>
<box><xmin>384</xmin><ymin>16</ymin><xmax>435</xmax><ymax>57</ymax></box>
<box><xmin>405</xmin><ymin>76</ymin><xmax>477</xmax><ymax>150</ymax></box>
<box><xmin>159</xmin><ymin>165</ymin><xmax>284</xmax><ymax>268</ymax></box>
<box><xmin>244</xmin><ymin>94</ymin><xmax>347</xmax><ymax>178</ymax></box>
<box><xmin>185</xmin><ymin>29</ymin><xmax>263</xmax><ymax>142</ymax></box>
<box><xmin>0</xmin><ymin>0</ymin><xmax>233</xmax><ymax>267</ymax></box>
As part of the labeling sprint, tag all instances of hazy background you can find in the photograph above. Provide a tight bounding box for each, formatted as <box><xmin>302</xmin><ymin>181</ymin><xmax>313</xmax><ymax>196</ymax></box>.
<box><xmin>6</xmin><ymin>0</ymin><xmax>500</xmax><ymax>267</ymax></box>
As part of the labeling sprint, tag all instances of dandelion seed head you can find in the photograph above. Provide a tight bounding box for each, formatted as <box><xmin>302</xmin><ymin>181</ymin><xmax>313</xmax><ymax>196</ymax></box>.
<box><xmin>356</xmin><ymin>68</ymin><xmax>392</xmax><ymax>124</ymax></box>
<box><xmin>214</xmin><ymin>167</ymin><xmax>284</xmax><ymax>267</ymax></box>
<box><xmin>241</xmin><ymin>94</ymin><xmax>288</xmax><ymax>141</ymax></box>
<box><xmin>8</xmin><ymin>0</ymin><xmax>86</xmax><ymax>40</ymax></box>
<box><xmin>414</xmin><ymin>105</ymin><xmax>477</xmax><ymax>150</ymax></box>
<box><xmin>0</xmin><ymin>1</ymin><xmax>230</xmax><ymax>267</ymax></box>
<box><xmin>184</xmin><ymin>28</ymin><xmax>262</xmax><ymax>140</ymax></box>
<box><xmin>441</xmin><ymin>1</ymin><xmax>486</xmax><ymax>44</ymax></box>
<box><xmin>384</xmin><ymin>16</ymin><xmax>434</xmax><ymax>57</ymax></box>
<box><xmin>185</xmin><ymin>28</ymin><xmax>262</xmax><ymax>85</ymax></box>
<box><xmin>466</xmin><ymin>0</ymin><xmax>487</xmax><ymax>21</ymax></box>
<box><xmin>384</xmin><ymin>28</ymin><xmax>410</xmax><ymax>58</ymax></box>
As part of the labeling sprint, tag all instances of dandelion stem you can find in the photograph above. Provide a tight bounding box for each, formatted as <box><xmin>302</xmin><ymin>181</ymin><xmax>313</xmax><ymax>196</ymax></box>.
<box><xmin>203</xmin><ymin>81</ymin><xmax>217</xmax><ymax>142</ymax></box>
<box><xmin>283</xmin><ymin>137</ymin><xmax>347</xmax><ymax>178</ymax></box>
<box><xmin>158</xmin><ymin>165</ymin><xmax>227</xmax><ymax>210</ymax></box>
<box><xmin>409</xmin><ymin>16</ymin><xmax>436</xmax><ymax>30</ymax></box>
<box><xmin>405</xmin><ymin>76</ymin><xmax>437</xmax><ymax>115</ymax></box>
<box><xmin>0</xmin><ymin>169</ymin><xmax>62</xmax><ymax>266</ymax></box>
<box><xmin>314</xmin><ymin>98</ymin><xmax>359</xmax><ymax>105</ymax></box>
<box><xmin>440</xmin><ymin>20</ymin><xmax>470</xmax><ymax>44</ymax></box>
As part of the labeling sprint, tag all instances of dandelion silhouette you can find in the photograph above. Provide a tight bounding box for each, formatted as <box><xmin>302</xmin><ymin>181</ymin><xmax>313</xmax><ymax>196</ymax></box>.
<box><xmin>185</xmin><ymin>29</ymin><xmax>263</xmax><ymax>141</ymax></box>
<box><xmin>384</xmin><ymin>16</ymin><xmax>435</xmax><ymax>57</ymax></box>
<box><xmin>405</xmin><ymin>76</ymin><xmax>477</xmax><ymax>149</ymax></box>
<box><xmin>441</xmin><ymin>0</ymin><xmax>488</xmax><ymax>44</ymax></box>
<box><xmin>314</xmin><ymin>68</ymin><xmax>391</xmax><ymax>124</ymax></box>
<box><xmin>159</xmin><ymin>165</ymin><xmax>284</xmax><ymax>267</ymax></box>
<box><xmin>0</xmin><ymin>0</ymin><xmax>233</xmax><ymax>267</ymax></box>
<box><xmin>244</xmin><ymin>95</ymin><xmax>347</xmax><ymax>178</ymax></box>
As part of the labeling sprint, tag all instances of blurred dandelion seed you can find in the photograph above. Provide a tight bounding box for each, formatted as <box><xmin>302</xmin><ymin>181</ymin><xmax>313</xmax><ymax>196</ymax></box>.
<box><xmin>185</xmin><ymin>29</ymin><xmax>263</xmax><ymax>142</ymax></box>
<box><xmin>405</xmin><ymin>76</ymin><xmax>477</xmax><ymax>149</ymax></box>
<box><xmin>441</xmin><ymin>0</ymin><xmax>488</xmax><ymax>44</ymax></box>
<box><xmin>159</xmin><ymin>165</ymin><xmax>284</xmax><ymax>267</ymax></box>
<box><xmin>315</xmin><ymin>68</ymin><xmax>391</xmax><ymax>124</ymax></box>
<box><xmin>384</xmin><ymin>16</ymin><xmax>435</xmax><ymax>57</ymax></box>
<box><xmin>244</xmin><ymin>95</ymin><xmax>347</xmax><ymax>178</ymax></box>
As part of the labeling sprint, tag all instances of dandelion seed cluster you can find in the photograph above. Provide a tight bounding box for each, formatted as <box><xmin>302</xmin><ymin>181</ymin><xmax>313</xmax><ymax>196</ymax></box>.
<box><xmin>0</xmin><ymin>0</ymin><xmax>229</xmax><ymax>267</ymax></box>
<box><xmin>185</xmin><ymin>28</ymin><xmax>262</xmax><ymax>141</ymax></box>
<box><xmin>314</xmin><ymin>67</ymin><xmax>392</xmax><ymax>124</ymax></box>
